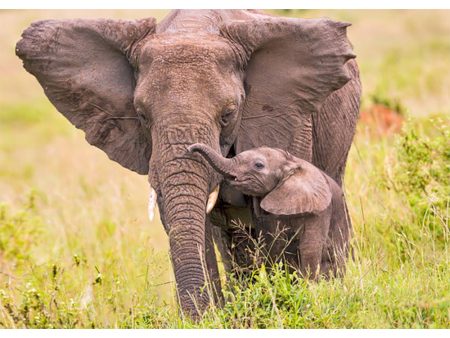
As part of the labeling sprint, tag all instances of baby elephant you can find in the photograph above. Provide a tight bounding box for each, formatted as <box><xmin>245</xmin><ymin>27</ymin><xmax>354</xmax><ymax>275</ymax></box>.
<box><xmin>188</xmin><ymin>143</ymin><xmax>351</xmax><ymax>280</ymax></box>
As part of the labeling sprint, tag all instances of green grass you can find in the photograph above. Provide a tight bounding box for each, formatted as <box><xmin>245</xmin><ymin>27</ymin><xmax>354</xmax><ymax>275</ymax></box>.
<box><xmin>0</xmin><ymin>108</ymin><xmax>448</xmax><ymax>329</ymax></box>
<box><xmin>0</xmin><ymin>10</ymin><xmax>449</xmax><ymax>328</ymax></box>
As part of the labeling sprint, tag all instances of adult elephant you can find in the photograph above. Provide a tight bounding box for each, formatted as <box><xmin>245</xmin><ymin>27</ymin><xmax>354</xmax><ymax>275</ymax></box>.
<box><xmin>16</xmin><ymin>10</ymin><xmax>361</xmax><ymax>318</ymax></box>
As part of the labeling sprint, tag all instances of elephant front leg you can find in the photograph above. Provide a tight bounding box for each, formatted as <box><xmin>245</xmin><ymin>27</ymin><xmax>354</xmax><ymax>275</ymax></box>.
<box><xmin>298</xmin><ymin>242</ymin><xmax>323</xmax><ymax>280</ymax></box>
<box><xmin>213</xmin><ymin>205</ymin><xmax>258</xmax><ymax>277</ymax></box>
<box><xmin>297</xmin><ymin>211</ymin><xmax>331</xmax><ymax>280</ymax></box>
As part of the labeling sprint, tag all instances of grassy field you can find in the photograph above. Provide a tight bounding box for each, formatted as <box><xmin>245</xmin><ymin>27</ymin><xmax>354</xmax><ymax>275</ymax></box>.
<box><xmin>0</xmin><ymin>10</ymin><xmax>449</xmax><ymax>328</ymax></box>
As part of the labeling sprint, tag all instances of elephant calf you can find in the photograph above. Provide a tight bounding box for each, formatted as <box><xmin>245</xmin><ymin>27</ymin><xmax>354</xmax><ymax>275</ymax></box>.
<box><xmin>188</xmin><ymin>143</ymin><xmax>351</xmax><ymax>280</ymax></box>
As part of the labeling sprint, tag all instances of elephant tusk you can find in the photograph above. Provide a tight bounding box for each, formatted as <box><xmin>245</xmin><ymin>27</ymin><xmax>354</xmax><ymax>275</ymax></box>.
<box><xmin>148</xmin><ymin>187</ymin><xmax>157</xmax><ymax>222</ymax></box>
<box><xmin>206</xmin><ymin>185</ymin><xmax>220</xmax><ymax>214</ymax></box>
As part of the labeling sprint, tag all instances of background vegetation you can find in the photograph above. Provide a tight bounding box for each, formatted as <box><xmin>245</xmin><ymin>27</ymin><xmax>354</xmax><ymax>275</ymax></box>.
<box><xmin>0</xmin><ymin>10</ymin><xmax>448</xmax><ymax>328</ymax></box>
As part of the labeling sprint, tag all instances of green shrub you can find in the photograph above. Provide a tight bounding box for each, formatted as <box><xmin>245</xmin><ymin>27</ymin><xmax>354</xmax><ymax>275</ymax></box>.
<box><xmin>0</xmin><ymin>192</ymin><xmax>44</xmax><ymax>264</ymax></box>
<box><xmin>391</xmin><ymin>117</ymin><xmax>449</xmax><ymax>244</ymax></box>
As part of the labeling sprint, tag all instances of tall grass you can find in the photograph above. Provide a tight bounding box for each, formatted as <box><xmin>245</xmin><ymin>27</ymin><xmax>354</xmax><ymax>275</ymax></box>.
<box><xmin>1</xmin><ymin>103</ymin><xmax>448</xmax><ymax>328</ymax></box>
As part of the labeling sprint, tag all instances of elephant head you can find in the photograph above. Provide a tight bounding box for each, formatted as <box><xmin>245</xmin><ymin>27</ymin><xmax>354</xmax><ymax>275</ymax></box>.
<box><xmin>16</xmin><ymin>10</ymin><xmax>354</xmax><ymax>317</ymax></box>
<box><xmin>188</xmin><ymin>143</ymin><xmax>332</xmax><ymax>216</ymax></box>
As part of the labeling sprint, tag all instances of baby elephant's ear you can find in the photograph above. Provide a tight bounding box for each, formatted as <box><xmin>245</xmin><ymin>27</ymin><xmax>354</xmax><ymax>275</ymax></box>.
<box><xmin>260</xmin><ymin>161</ymin><xmax>332</xmax><ymax>216</ymax></box>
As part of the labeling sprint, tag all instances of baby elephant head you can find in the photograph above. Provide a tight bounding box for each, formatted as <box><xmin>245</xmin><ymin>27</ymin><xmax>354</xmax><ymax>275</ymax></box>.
<box><xmin>188</xmin><ymin>143</ymin><xmax>332</xmax><ymax>216</ymax></box>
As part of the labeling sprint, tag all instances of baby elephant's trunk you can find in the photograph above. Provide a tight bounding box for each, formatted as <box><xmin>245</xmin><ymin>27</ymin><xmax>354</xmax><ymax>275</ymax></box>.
<box><xmin>188</xmin><ymin>143</ymin><xmax>237</xmax><ymax>179</ymax></box>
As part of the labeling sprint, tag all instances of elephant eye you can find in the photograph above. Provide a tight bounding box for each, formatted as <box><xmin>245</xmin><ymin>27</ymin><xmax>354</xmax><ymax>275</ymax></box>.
<box><xmin>254</xmin><ymin>161</ymin><xmax>265</xmax><ymax>170</ymax></box>
<box><xmin>220</xmin><ymin>107</ymin><xmax>236</xmax><ymax>127</ymax></box>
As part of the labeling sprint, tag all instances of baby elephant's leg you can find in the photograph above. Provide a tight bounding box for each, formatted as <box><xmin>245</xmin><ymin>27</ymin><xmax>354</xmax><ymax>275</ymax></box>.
<box><xmin>297</xmin><ymin>208</ymin><xmax>331</xmax><ymax>280</ymax></box>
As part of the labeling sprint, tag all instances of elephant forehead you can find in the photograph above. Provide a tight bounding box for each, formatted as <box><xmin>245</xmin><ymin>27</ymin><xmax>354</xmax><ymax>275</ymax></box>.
<box><xmin>256</xmin><ymin>147</ymin><xmax>286</xmax><ymax>160</ymax></box>
<box><xmin>142</xmin><ymin>35</ymin><xmax>234</xmax><ymax>65</ymax></box>
<box><xmin>238</xmin><ymin>147</ymin><xmax>286</xmax><ymax>165</ymax></box>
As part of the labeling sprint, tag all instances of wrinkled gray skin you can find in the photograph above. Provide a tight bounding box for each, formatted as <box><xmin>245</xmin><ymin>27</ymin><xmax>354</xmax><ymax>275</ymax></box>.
<box><xmin>16</xmin><ymin>10</ymin><xmax>361</xmax><ymax>318</ymax></box>
<box><xmin>188</xmin><ymin>144</ymin><xmax>351</xmax><ymax>279</ymax></box>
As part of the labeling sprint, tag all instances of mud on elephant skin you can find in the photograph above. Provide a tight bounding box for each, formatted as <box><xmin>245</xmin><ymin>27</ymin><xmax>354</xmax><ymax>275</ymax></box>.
<box><xmin>188</xmin><ymin>143</ymin><xmax>352</xmax><ymax>280</ymax></box>
<box><xmin>16</xmin><ymin>10</ymin><xmax>360</xmax><ymax>318</ymax></box>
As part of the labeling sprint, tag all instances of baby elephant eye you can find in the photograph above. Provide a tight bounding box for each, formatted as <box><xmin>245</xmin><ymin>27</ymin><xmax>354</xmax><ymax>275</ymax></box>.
<box><xmin>254</xmin><ymin>161</ymin><xmax>265</xmax><ymax>170</ymax></box>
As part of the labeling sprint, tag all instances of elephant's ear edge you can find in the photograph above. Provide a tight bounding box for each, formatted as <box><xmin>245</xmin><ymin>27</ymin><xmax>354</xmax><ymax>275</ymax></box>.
<box><xmin>16</xmin><ymin>18</ymin><xmax>156</xmax><ymax>175</ymax></box>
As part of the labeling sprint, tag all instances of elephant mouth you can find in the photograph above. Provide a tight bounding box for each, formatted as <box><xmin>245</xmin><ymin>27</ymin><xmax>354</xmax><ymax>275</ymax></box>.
<box><xmin>223</xmin><ymin>172</ymin><xmax>244</xmax><ymax>183</ymax></box>
<box><xmin>225</xmin><ymin>173</ymin><xmax>238</xmax><ymax>181</ymax></box>
<box><xmin>228</xmin><ymin>176</ymin><xmax>250</xmax><ymax>187</ymax></box>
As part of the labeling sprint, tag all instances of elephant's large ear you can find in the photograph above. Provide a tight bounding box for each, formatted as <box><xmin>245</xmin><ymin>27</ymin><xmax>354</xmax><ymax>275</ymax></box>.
<box><xmin>261</xmin><ymin>160</ymin><xmax>332</xmax><ymax>216</ymax></box>
<box><xmin>16</xmin><ymin>18</ymin><xmax>156</xmax><ymax>174</ymax></box>
<box><xmin>222</xmin><ymin>16</ymin><xmax>355</xmax><ymax>153</ymax></box>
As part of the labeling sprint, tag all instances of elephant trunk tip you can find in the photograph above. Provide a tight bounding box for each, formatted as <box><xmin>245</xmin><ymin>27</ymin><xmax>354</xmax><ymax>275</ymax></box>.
<box><xmin>187</xmin><ymin>143</ymin><xmax>205</xmax><ymax>154</ymax></box>
<box><xmin>186</xmin><ymin>143</ymin><xmax>236</xmax><ymax>180</ymax></box>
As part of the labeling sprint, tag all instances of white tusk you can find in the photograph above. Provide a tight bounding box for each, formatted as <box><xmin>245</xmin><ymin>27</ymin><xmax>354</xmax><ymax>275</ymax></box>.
<box><xmin>148</xmin><ymin>187</ymin><xmax>157</xmax><ymax>222</ymax></box>
<box><xmin>206</xmin><ymin>185</ymin><xmax>220</xmax><ymax>214</ymax></box>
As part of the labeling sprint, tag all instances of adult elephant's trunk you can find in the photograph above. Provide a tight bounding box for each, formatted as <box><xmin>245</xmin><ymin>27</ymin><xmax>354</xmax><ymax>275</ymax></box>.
<box><xmin>188</xmin><ymin>143</ymin><xmax>236</xmax><ymax>179</ymax></box>
<box><xmin>163</xmin><ymin>169</ymin><xmax>209</xmax><ymax>317</ymax></box>
<box><xmin>150</xmin><ymin>125</ymin><xmax>221</xmax><ymax>319</ymax></box>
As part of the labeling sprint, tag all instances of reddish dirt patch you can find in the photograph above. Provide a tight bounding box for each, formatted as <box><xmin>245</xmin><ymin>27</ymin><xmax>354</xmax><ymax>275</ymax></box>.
<box><xmin>359</xmin><ymin>104</ymin><xmax>404</xmax><ymax>137</ymax></box>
